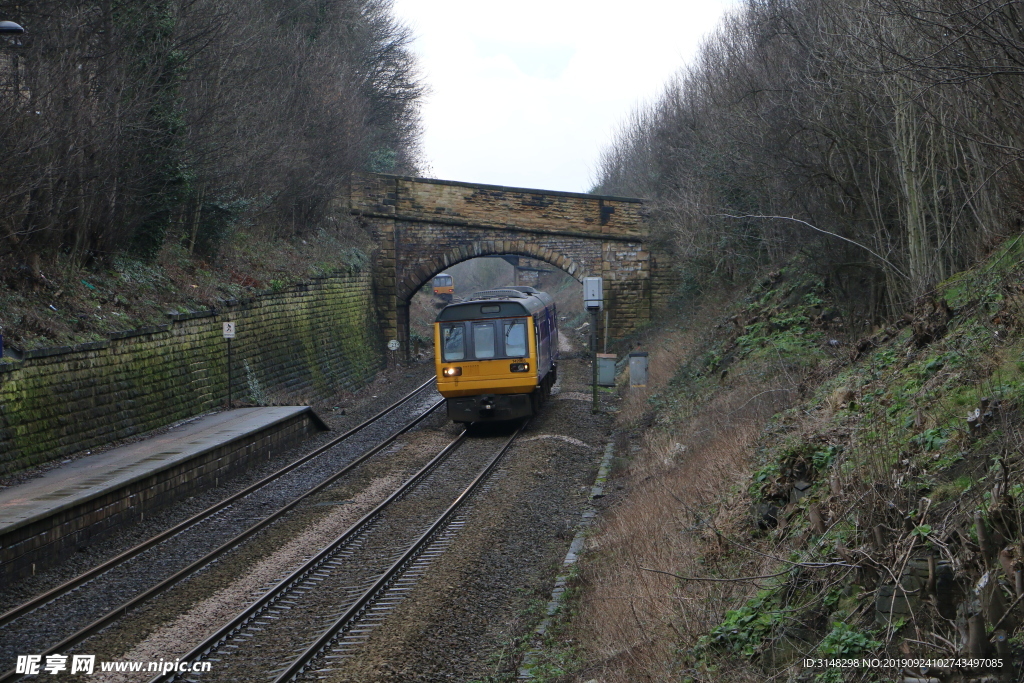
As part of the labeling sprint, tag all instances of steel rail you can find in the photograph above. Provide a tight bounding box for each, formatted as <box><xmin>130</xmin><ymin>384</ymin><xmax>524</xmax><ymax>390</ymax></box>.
<box><xmin>0</xmin><ymin>376</ymin><xmax>434</xmax><ymax>632</ymax></box>
<box><xmin>0</xmin><ymin>380</ymin><xmax>441</xmax><ymax>683</ymax></box>
<box><xmin>149</xmin><ymin>428</ymin><xmax>472</xmax><ymax>683</ymax></box>
<box><xmin>274</xmin><ymin>421</ymin><xmax>526</xmax><ymax>682</ymax></box>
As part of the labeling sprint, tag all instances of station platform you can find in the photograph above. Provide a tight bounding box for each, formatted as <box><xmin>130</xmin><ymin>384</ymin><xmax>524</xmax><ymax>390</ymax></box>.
<box><xmin>0</xmin><ymin>407</ymin><xmax>327</xmax><ymax>579</ymax></box>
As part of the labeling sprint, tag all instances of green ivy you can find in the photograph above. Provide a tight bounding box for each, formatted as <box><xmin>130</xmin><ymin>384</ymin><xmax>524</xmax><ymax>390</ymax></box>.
<box><xmin>117</xmin><ymin>0</ymin><xmax>192</xmax><ymax>260</ymax></box>
<box><xmin>874</xmin><ymin>348</ymin><xmax>898</xmax><ymax>369</ymax></box>
<box><xmin>707</xmin><ymin>591</ymin><xmax>784</xmax><ymax>657</ymax></box>
<box><xmin>911</xmin><ymin>427</ymin><xmax>949</xmax><ymax>452</ymax></box>
<box><xmin>818</xmin><ymin>622</ymin><xmax>881</xmax><ymax>656</ymax></box>
<box><xmin>812</xmin><ymin>445</ymin><xmax>839</xmax><ymax>470</ymax></box>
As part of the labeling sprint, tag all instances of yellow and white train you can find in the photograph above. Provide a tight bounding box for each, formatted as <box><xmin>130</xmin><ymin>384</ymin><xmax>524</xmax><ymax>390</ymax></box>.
<box><xmin>432</xmin><ymin>273</ymin><xmax>454</xmax><ymax>297</ymax></box>
<box><xmin>434</xmin><ymin>287</ymin><xmax>558</xmax><ymax>423</ymax></box>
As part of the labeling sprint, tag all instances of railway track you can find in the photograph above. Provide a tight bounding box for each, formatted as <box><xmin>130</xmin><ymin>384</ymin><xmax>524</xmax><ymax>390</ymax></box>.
<box><xmin>0</xmin><ymin>379</ymin><xmax>442</xmax><ymax>681</ymax></box>
<box><xmin>149</xmin><ymin>422</ymin><xmax>526</xmax><ymax>683</ymax></box>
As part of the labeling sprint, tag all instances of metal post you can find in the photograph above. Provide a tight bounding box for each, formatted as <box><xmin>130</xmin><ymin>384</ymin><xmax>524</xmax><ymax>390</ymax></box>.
<box><xmin>582</xmin><ymin>276</ymin><xmax>604</xmax><ymax>415</ymax></box>
<box><xmin>591</xmin><ymin>308</ymin><xmax>599</xmax><ymax>414</ymax></box>
<box><xmin>227</xmin><ymin>337</ymin><xmax>232</xmax><ymax>409</ymax></box>
<box><xmin>603</xmin><ymin>308</ymin><xmax>609</xmax><ymax>354</ymax></box>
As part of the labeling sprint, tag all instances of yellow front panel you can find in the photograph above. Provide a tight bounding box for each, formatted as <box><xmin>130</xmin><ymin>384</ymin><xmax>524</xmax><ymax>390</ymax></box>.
<box><xmin>434</xmin><ymin>321</ymin><xmax>537</xmax><ymax>398</ymax></box>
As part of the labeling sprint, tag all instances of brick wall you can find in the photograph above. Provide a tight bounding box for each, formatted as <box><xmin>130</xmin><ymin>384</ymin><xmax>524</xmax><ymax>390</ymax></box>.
<box><xmin>0</xmin><ymin>272</ymin><xmax>383</xmax><ymax>474</ymax></box>
<box><xmin>649</xmin><ymin>246</ymin><xmax>682</xmax><ymax>312</ymax></box>
<box><xmin>350</xmin><ymin>173</ymin><xmax>646</xmax><ymax>239</ymax></box>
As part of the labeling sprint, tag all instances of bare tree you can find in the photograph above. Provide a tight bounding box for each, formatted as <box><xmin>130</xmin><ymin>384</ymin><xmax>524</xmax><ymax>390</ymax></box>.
<box><xmin>0</xmin><ymin>0</ymin><xmax>423</xmax><ymax>267</ymax></box>
<box><xmin>593</xmin><ymin>0</ymin><xmax>1023</xmax><ymax>317</ymax></box>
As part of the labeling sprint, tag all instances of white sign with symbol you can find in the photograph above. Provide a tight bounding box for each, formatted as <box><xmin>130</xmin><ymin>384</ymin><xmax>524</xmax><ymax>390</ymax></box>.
<box><xmin>387</xmin><ymin>339</ymin><xmax>400</xmax><ymax>351</ymax></box>
<box><xmin>583</xmin><ymin>276</ymin><xmax>603</xmax><ymax>310</ymax></box>
<box><xmin>223</xmin><ymin>322</ymin><xmax>236</xmax><ymax>339</ymax></box>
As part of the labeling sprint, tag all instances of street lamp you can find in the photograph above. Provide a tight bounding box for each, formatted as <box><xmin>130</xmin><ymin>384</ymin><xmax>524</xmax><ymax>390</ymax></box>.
<box><xmin>0</xmin><ymin>21</ymin><xmax>24</xmax><ymax>92</ymax></box>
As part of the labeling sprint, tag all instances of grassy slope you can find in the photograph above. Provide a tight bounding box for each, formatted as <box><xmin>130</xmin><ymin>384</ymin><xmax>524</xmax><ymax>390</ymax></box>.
<box><xmin>525</xmin><ymin>236</ymin><xmax>1024</xmax><ymax>682</ymax></box>
<box><xmin>0</xmin><ymin>221</ymin><xmax>371</xmax><ymax>354</ymax></box>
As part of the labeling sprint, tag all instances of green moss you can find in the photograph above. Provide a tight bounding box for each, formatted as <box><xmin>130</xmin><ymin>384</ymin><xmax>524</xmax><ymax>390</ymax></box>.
<box><xmin>931</xmin><ymin>475</ymin><xmax>972</xmax><ymax>502</ymax></box>
<box><xmin>0</xmin><ymin>274</ymin><xmax>383</xmax><ymax>474</ymax></box>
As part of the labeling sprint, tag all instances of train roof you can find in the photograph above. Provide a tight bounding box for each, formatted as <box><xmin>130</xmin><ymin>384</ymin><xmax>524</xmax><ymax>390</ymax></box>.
<box><xmin>435</xmin><ymin>288</ymin><xmax>554</xmax><ymax>322</ymax></box>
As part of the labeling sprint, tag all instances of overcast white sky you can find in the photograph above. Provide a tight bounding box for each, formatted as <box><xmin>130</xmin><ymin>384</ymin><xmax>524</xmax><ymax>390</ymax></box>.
<box><xmin>390</xmin><ymin>0</ymin><xmax>738</xmax><ymax>194</ymax></box>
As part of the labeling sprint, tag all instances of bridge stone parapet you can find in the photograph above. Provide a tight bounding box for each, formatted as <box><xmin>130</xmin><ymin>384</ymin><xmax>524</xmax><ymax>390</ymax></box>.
<box><xmin>350</xmin><ymin>173</ymin><xmax>668</xmax><ymax>354</ymax></box>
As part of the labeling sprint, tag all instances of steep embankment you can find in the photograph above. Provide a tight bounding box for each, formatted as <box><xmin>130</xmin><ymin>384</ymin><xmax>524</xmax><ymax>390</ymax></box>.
<box><xmin>0</xmin><ymin>223</ymin><xmax>371</xmax><ymax>355</ymax></box>
<box><xmin>527</xmin><ymin>237</ymin><xmax>1024</xmax><ymax>682</ymax></box>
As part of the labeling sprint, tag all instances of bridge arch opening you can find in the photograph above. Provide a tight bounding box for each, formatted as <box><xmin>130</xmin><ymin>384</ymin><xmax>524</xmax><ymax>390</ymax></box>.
<box><xmin>396</xmin><ymin>241</ymin><xmax>589</xmax><ymax>303</ymax></box>
<box><xmin>405</xmin><ymin>250</ymin><xmax>587</xmax><ymax>359</ymax></box>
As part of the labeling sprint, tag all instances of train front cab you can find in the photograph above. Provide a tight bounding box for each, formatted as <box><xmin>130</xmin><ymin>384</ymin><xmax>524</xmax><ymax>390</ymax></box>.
<box><xmin>432</xmin><ymin>273</ymin><xmax>454</xmax><ymax>296</ymax></box>
<box><xmin>434</xmin><ymin>291</ymin><xmax>556</xmax><ymax>423</ymax></box>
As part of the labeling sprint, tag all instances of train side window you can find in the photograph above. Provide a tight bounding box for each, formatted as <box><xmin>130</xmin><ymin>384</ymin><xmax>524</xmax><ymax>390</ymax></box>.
<box><xmin>472</xmin><ymin>322</ymin><xmax>496</xmax><ymax>358</ymax></box>
<box><xmin>441</xmin><ymin>324</ymin><xmax>465</xmax><ymax>361</ymax></box>
<box><xmin>504</xmin><ymin>320</ymin><xmax>527</xmax><ymax>357</ymax></box>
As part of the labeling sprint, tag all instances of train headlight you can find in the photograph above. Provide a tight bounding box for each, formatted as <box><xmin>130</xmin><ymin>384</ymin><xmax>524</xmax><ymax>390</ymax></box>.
<box><xmin>443</xmin><ymin>366</ymin><xmax>462</xmax><ymax>377</ymax></box>
<box><xmin>510</xmin><ymin>362</ymin><xmax>530</xmax><ymax>373</ymax></box>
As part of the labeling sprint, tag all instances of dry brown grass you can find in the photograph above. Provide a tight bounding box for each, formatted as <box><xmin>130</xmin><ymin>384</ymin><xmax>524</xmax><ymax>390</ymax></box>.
<box><xmin>570</xmin><ymin>299</ymin><xmax>799</xmax><ymax>682</ymax></box>
<box><xmin>614</xmin><ymin>290</ymin><xmax>733</xmax><ymax>426</ymax></box>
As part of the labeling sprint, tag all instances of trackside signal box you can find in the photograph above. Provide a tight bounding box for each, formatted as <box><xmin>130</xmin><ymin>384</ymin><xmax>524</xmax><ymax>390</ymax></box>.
<box><xmin>597</xmin><ymin>353</ymin><xmax>617</xmax><ymax>386</ymax></box>
<box><xmin>629</xmin><ymin>352</ymin><xmax>648</xmax><ymax>387</ymax></box>
<box><xmin>583</xmin><ymin>277</ymin><xmax>603</xmax><ymax>310</ymax></box>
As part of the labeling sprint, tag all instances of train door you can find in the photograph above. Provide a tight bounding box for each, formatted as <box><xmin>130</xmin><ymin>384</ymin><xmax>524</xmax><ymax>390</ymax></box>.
<box><xmin>550</xmin><ymin>306</ymin><xmax>559</xmax><ymax>361</ymax></box>
<box><xmin>535</xmin><ymin>316</ymin><xmax>550</xmax><ymax>377</ymax></box>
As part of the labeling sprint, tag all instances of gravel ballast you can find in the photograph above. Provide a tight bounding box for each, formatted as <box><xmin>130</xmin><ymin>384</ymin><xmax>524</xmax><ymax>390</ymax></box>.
<box><xmin>323</xmin><ymin>356</ymin><xmax>614</xmax><ymax>682</ymax></box>
<box><xmin>3</xmin><ymin>347</ymin><xmax>616</xmax><ymax>683</ymax></box>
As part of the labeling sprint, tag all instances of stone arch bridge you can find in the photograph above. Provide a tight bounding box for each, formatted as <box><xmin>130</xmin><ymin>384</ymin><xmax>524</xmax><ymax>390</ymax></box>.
<box><xmin>348</xmin><ymin>173</ymin><xmax>674</xmax><ymax>356</ymax></box>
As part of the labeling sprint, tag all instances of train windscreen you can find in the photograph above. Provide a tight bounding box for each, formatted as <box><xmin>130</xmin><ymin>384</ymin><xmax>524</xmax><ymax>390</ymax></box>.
<box><xmin>504</xmin><ymin>320</ymin><xmax>527</xmax><ymax>357</ymax></box>
<box><xmin>472</xmin><ymin>322</ymin><xmax>496</xmax><ymax>358</ymax></box>
<box><xmin>441</xmin><ymin>324</ymin><xmax>465</xmax><ymax>361</ymax></box>
<box><xmin>440</xmin><ymin>318</ymin><xmax>530</xmax><ymax>360</ymax></box>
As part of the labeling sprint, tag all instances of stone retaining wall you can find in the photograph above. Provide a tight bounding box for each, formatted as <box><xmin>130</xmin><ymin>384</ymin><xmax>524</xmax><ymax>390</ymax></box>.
<box><xmin>0</xmin><ymin>272</ymin><xmax>383</xmax><ymax>474</ymax></box>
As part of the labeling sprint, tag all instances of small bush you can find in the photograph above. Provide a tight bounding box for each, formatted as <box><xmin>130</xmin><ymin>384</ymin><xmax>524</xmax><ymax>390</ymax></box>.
<box><xmin>818</xmin><ymin>622</ymin><xmax>881</xmax><ymax>656</ymax></box>
<box><xmin>707</xmin><ymin>591</ymin><xmax>784</xmax><ymax>656</ymax></box>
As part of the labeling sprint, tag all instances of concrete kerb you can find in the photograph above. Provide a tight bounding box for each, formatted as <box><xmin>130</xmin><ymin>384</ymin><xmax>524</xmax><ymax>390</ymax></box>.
<box><xmin>0</xmin><ymin>406</ymin><xmax>329</xmax><ymax>578</ymax></box>
<box><xmin>517</xmin><ymin>437</ymin><xmax>616</xmax><ymax>680</ymax></box>
<box><xmin>0</xmin><ymin>407</ymin><xmax>328</xmax><ymax>538</ymax></box>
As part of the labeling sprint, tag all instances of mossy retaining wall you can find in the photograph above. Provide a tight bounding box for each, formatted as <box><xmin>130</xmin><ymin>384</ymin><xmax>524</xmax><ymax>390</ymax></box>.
<box><xmin>0</xmin><ymin>272</ymin><xmax>383</xmax><ymax>474</ymax></box>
